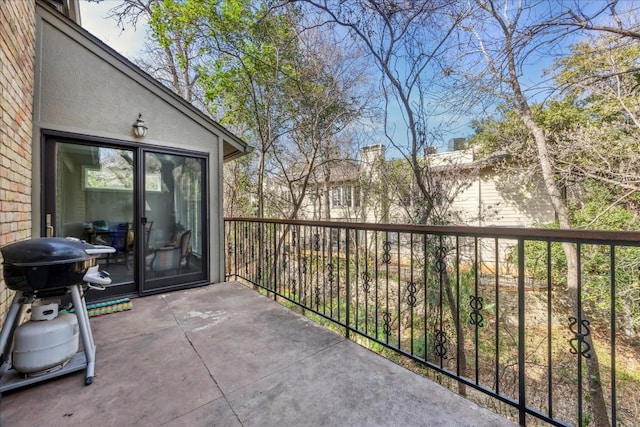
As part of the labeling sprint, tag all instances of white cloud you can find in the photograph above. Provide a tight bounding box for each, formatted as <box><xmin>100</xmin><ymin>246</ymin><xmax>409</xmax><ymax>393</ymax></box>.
<box><xmin>79</xmin><ymin>0</ymin><xmax>148</xmax><ymax>59</ymax></box>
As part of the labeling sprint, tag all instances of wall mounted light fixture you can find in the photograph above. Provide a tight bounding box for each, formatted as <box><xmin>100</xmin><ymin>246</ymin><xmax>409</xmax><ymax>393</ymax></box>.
<box><xmin>132</xmin><ymin>113</ymin><xmax>148</xmax><ymax>137</ymax></box>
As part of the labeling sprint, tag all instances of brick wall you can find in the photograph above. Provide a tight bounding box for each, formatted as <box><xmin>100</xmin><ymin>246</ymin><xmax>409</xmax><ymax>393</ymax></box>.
<box><xmin>0</xmin><ymin>1</ymin><xmax>35</xmax><ymax>321</ymax></box>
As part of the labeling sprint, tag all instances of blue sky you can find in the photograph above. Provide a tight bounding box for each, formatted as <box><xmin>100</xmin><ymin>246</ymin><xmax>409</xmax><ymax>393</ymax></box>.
<box><xmin>77</xmin><ymin>1</ymin><xmax>608</xmax><ymax>159</ymax></box>
<box><xmin>79</xmin><ymin>1</ymin><xmax>148</xmax><ymax>60</ymax></box>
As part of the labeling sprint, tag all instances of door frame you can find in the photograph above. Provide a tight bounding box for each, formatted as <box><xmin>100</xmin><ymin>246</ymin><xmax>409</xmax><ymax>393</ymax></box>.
<box><xmin>139</xmin><ymin>149</ymin><xmax>210</xmax><ymax>295</ymax></box>
<box><xmin>42</xmin><ymin>131</ymin><xmax>210</xmax><ymax>300</ymax></box>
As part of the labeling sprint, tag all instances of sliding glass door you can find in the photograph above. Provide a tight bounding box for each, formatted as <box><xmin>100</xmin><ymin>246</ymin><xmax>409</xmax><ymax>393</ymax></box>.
<box><xmin>44</xmin><ymin>137</ymin><xmax>208</xmax><ymax>299</ymax></box>
<box><xmin>142</xmin><ymin>152</ymin><xmax>206</xmax><ymax>292</ymax></box>
<box><xmin>46</xmin><ymin>141</ymin><xmax>137</xmax><ymax>298</ymax></box>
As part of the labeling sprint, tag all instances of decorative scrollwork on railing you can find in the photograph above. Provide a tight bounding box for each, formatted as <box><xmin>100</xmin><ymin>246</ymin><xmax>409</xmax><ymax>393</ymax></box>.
<box><xmin>469</xmin><ymin>295</ymin><xmax>484</xmax><ymax>327</ymax></box>
<box><xmin>292</xmin><ymin>229</ymin><xmax>297</xmax><ymax>247</ymax></box>
<box><xmin>281</xmin><ymin>252</ymin><xmax>288</xmax><ymax>269</ymax></box>
<box><xmin>362</xmin><ymin>271</ymin><xmax>371</xmax><ymax>293</ymax></box>
<box><xmin>407</xmin><ymin>281</ymin><xmax>417</xmax><ymax>307</ymax></box>
<box><xmin>435</xmin><ymin>329</ymin><xmax>448</xmax><ymax>359</ymax></box>
<box><xmin>227</xmin><ymin>242</ymin><xmax>233</xmax><ymax>255</ymax></box>
<box><xmin>291</xmin><ymin>279</ymin><xmax>296</xmax><ymax>296</ymax></box>
<box><xmin>435</xmin><ymin>245</ymin><xmax>447</xmax><ymax>274</ymax></box>
<box><xmin>568</xmin><ymin>316</ymin><xmax>592</xmax><ymax>359</ymax></box>
<box><xmin>250</xmin><ymin>243</ymin><xmax>255</xmax><ymax>260</ymax></box>
<box><xmin>301</xmin><ymin>257</ymin><xmax>307</xmax><ymax>274</ymax></box>
<box><xmin>382</xmin><ymin>241</ymin><xmax>392</xmax><ymax>264</ymax></box>
<box><xmin>313</xmin><ymin>234</ymin><xmax>321</xmax><ymax>251</ymax></box>
<box><xmin>383</xmin><ymin>311</ymin><xmax>392</xmax><ymax>337</ymax></box>
<box><xmin>327</xmin><ymin>262</ymin><xmax>334</xmax><ymax>284</ymax></box>
<box><xmin>315</xmin><ymin>285</ymin><xmax>321</xmax><ymax>307</ymax></box>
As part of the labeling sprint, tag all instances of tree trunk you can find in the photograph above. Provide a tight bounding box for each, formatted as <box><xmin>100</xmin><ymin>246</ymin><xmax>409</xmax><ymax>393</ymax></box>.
<box><xmin>320</xmin><ymin>175</ymin><xmax>331</xmax><ymax>220</ymax></box>
<box><xmin>256</xmin><ymin>152</ymin><xmax>266</xmax><ymax>291</ymax></box>
<box><xmin>521</xmin><ymin>114</ymin><xmax>610</xmax><ymax>427</ymax></box>
<box><xmin>443</xmin><ymin>270</ymin><xmax>467</xmax><ymax>396</ymax></box>
<box><xmin>257</xmin><ymin>151</ymin><xmax>265</xmax><ymax>218</ymax></box>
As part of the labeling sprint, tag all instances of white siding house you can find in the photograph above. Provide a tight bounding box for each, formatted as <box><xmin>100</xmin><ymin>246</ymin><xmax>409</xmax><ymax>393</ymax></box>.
<box><xmin>298</xmin><ymin>144</ymin><xmax>555</xmax><ymax>227</ymax></box>
<box><xmin>295</xmin><ymin>144</ymin><xmax>556</xmax><ymax>270</ymax></box>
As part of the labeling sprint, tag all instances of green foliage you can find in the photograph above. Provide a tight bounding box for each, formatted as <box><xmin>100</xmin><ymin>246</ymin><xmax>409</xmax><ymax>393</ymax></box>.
<box><xmin>519</xmin><ymin>194</ymin><xmax>640</xmax><ymax>335</ymax></box>
<box><xmin>195</xmin><ymin>1</ymin><xmax>299</xmax><ymax>127</ymax></box>
<box><xmin>552</xmin><ymin>35</ymin><xmax>640</xmax><ymax>124</ymax></box>
<box><xmin>146</xmin><ymin>0</ymin><xmax>300</xmax><ymax>135</ymax></box>
<box><xmin>148</xmin><ymin>0</ymin><xmax>202</xmax><ymax>71</ymax></box>
<box><xmin>224</xmin><ymin>155</ymin><xmax>257</xmax><ymax>216</ymax></box>
<box><xmin>536</xmin><ymin>99</ymin><xmax>588</xmax><ymax>132</ymax></box>
<box><xmin>470</xmin><ymin>106</ymin><xmax>532</xmax><ymax>157</ymax></box>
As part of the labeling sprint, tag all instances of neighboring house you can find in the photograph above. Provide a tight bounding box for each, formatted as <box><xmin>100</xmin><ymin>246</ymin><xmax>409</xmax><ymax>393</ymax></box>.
<box><xmin>0</xmin><ymin>0</ymin><xmax>252</xmax><ymax>320</ymax></box>
<box><xmin>298</xmin><ymin>144</ymin><xmax>555</xmax><ymax>227</ymax></box>
<box><xmin>297</xmin><ymin>158</ymin><xmax>363</xmax><ymax>222</ymax></box>
<box><xmin>295</xmin><ymin>144</ymin><xmax>556</xmax><ymax>267</ymax></box>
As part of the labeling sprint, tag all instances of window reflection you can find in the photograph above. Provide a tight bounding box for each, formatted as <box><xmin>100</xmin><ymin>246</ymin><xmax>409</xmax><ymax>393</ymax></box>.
<box><xmin>144</xmin><ymin>153</ymin><xmax>204</xmax><ymax>278</ymax></box>
<box><xmin>55</xmin><ymin>142</ymin><xmax>134</xmax><ymax>285</ymax></box>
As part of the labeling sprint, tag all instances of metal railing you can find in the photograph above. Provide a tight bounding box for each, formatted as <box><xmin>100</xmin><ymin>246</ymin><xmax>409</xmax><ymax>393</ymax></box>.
<box><xmin>225</xmin><ymin>218</ymin><xmax>640</xmax><ymax>426</ymax></box>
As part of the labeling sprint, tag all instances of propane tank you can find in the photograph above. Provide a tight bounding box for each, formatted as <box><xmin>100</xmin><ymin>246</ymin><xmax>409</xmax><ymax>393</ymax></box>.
<box><xmin>12</xmin><ymin>302</ymin><xmax>79</xmax><ymax>375</ymax></box>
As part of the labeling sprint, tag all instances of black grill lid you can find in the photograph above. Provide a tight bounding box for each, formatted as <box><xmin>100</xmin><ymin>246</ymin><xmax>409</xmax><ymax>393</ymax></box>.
<box><xmin>1</xmin><ymin>237</ymin><xmax>111</xmax><ymax>267</ymax></box>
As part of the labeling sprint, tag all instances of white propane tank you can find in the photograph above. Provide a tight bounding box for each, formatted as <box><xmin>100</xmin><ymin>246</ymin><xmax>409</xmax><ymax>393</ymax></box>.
<box><xmin>12</xmin><ymin>313</ymin><xmax>79</xmax><ymax>374</ymax></box>
<box><xmin>31</xmin><ymin>301</ymin><xmax>59</xmax><ymax>321</ymax></box>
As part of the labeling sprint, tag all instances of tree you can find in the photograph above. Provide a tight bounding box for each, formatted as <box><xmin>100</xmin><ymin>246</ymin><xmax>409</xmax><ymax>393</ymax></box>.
<box><xmin>106</xmin><ymin>0</ymin><xmax>206</xmax><ymax>107</ymax></box>
<box><xmin>223</xmin><ymin>154</ymin><xmax>255</xmax><ymax>217</ymax></box>
<box><xmin>298</xmin><ymin>0</ymin><xmax>476</xmax><ymax>225</ymax></box>
<box><xmin>297</xmin><ymin>0</ymin><xmax>480</xmax><ymax>398</ymax></box>
<box><xmin>195</xmin><ymin>1</ymin><xmax>300</xmax><ymax>218</ymax></box>
<box><xmin>277</xmin><ymin>18</ymin><xmax>370</xmax><ymax>221</ymax></box>
<box><xmin>551</xmin><ymin>35</ymin><xmax>640</xmax><ymax>203</ymax></box>
<box><xmin>453</xmin><ymin>2</ymin><xmax>640</xmax><ymax>424</ymax></box>
<box><xmin>459</xmin><ymin>0</ymin><xmax>610</xmax><ymax>419</ymax></box>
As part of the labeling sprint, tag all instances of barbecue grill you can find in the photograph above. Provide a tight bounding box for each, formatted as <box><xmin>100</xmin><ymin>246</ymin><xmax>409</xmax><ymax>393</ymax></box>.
<box><xmin>0</xmin><ymin>237</ymin><xmax>114</xmax><ymax>393</ymax></box>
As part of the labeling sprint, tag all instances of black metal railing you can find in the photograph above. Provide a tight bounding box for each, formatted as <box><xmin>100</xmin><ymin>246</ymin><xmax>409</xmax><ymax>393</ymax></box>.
<box><xmin>224</xmin><ymin>218</ymin><xmax>640</xmax><ymax>426</ymax></box>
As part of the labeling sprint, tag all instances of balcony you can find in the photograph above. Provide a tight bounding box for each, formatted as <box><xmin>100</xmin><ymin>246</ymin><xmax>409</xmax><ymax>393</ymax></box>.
<box><xmin>224</xmin><ymin>218</ymin><xmax>640</xmax><ymax>426</ymax></box>
<box><xmin>0</xmin><ymin>281</ymin><xmax>512</xmax><ymax>426</ymax></box>
<box><xmin>2</xmin><ymin>218</ymin><xmax>638</xmax><ymax>426</ymax></box>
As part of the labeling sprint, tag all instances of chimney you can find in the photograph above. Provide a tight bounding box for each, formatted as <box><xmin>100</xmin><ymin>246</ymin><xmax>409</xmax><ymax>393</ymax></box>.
<box><xmin>360</xmin><ymin>144</ymin><xmax>385</xmax><ymax>167</ymax></box>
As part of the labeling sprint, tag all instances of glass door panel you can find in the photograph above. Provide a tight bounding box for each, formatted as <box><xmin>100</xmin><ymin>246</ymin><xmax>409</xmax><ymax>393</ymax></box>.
<box><xmin>53</xmin><ymin>142</ymin><xmax>136</xmax><ymax>295</ymax></box>
<box><xmin>143</xmin><ymin>152</ymin><xmax>206</xmax><ymax>291</ymax></box>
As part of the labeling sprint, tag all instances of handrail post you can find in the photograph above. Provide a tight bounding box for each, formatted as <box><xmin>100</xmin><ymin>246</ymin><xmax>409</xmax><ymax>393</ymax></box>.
<box><xmin>233</xmin><ymin>220</ymin><xmax>238</xmax><ymax>280</ymax></box>
<box><xmin>273</xmin><ymin>222</ymin><xmax>278</xmax><ymax>300</ymax></box>
<box><xmin>517</xmin><ymin>238</ymin><xmax>526</xmax><ymax>426</ymax></box>
<box><xmin>345</xmin><ymin>227</ymin><xmax>351</xmax><ymax>338</ymax></box>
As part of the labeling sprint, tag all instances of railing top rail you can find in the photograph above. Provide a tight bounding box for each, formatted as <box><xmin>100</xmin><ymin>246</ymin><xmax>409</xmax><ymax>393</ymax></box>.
<box><xmin>225</xmin><ymin>217</ymin><xmax>640</xmax><ymax>246</ymax></box>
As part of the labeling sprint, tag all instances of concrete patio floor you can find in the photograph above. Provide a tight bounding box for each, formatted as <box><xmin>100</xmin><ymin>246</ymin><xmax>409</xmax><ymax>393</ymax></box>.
<box><xmin>0</xmin><ymin>281</ymin><xmax>516</xmax><ymax>426</ymax></box>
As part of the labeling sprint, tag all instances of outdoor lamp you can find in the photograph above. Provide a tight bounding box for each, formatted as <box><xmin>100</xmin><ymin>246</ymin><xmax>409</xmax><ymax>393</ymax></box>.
<box><xmin>132</xmin><ymin>113</ymin><xmax>148</xmax><ymax>137</ymax></box>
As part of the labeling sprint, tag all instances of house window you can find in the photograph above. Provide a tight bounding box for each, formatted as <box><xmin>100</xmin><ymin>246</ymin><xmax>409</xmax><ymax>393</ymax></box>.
<box><xmin>332</xmin><ymin>187</ymin><xmax>342</xmax><ymax>207</ymax></box>
<box><xmin>332</xmin><ymin>185</ymin><xmax>357</xmax><ymax>208</ymax></box>
<box><xmin>343</xmin><ymin>185</ymin><xmax>352</xmax><ymax>207</ymax></box>
<box><xmin>354</xmin><ymin>185</ymin><xmax>361</xmax><ymax>207</ymax></box>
